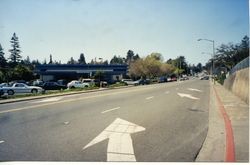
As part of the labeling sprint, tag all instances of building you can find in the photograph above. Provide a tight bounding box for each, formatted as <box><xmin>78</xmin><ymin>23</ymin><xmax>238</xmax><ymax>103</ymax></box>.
<box><xmin>34</xmin><ymin>64</ymin><xmax>128</xmax><ymax>83</ymax></box>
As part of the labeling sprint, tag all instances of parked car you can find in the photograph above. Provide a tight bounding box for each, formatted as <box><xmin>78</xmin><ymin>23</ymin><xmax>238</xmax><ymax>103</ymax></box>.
<box><xmin>136</xmin><ymin>79</ymin><xmax>150</xmax><ymax>85</ymax></box>
<box><xmin>121</xmin><ymin>79</ymin><xmax>139</xmax><ymax>86</ymax></box>
<box><xmin>81</xmin><ymin>79</ymin><xmax>96</xmax><ymax>86</ymax></box>
<box><xmin>67</xmin><ymin>80</ymin><xmax>90</xmax><ymax>89</ymax></box>
<box><xmin>0</xmin><ymin>83</ymin><xmax>9</xmax><ymax>88</ymax></box>
<box><xmin>1</xmin><ymin>83</ymin><xmax>44</xmax><ymax>95</ymax></box>
<box><xmin>158</xmin><ymin>77</ymin><xmax>166</xmax><ymax>83</ymax></box>
<box><xmin>33</xmin><ymin>79</ymin><xmax>44</xmax><ymax>86</ymax></box>
<box><xmin>200</xmin><ymin>76</ymin><xmax>209</xmax><ymax>80</ymax></box>
<box><xmin>167</xmin><ymin>77</ymin><xmax>172</xmax><ymax>82</ymax></box>
<box><xmin>42</xmin><ymin>82</ymin><xmax>67</xmax><ymax>90</ymax></box>
<box><xmin>171</xmin><ymin>77</ymin><xmax>177</xmax><ymax>81</ymax></box>
<box><xmin>0</xmin><ymin>89</ymin><xmax>4</xmax><ymax>96</ymax></box>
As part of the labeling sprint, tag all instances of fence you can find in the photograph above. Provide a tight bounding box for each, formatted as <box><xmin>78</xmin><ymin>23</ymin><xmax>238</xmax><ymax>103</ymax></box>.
<box><xmin>229</xmin><ymin>57</ymin><xmax>249</xmax><ymax>75</ymax></box>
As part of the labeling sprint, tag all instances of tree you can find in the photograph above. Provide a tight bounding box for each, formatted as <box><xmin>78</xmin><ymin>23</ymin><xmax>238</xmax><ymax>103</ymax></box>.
<box><xmin>49</xmin><ymin>54</ymin><xmax>53</xmax><ymax>64</ymax></box>
<box><xmin>133</xmin><ymin>54</ymin><xmax>140</xmax><ymax>61</ymax></box>
<box><xmin>149</xmin><ymin>52</ymin><xmax>163</xmax><ymax>61</ymax></box>
<box><xmin>212</xmin><ymin>35</ymin><xmax>249</xmax><ymax>71</ymax></box>
<box><xmin>129</xmin><ymin>59</ymin><xmax>146</xmax><ymax>79</ymax></box>
<box><xmin>197</xmin><ymin>63</ymin><xmax>202</xmax><ymax>72</ymax></box>
<box><xmin>8</xmin><ymin>64</ymin><xmax>34</xmax><ymax>81</ymax></box>
<box><xmin>0</xmin><ymin>44</ymin><xmax>7</xmax><ymax>68</ymax></box>
<box><xmin>129</xmin><ymin>53</ymin><xmax>173</xmax><ymax>79</ymax></box>
<box><xmin>110</xmin><ymin>55</ymin><xmax>125</xmax><ymax>64</ymax></box>
<box><xmin>78</xmin><ymin>53</ymin><xmax>86</xmax><ymax>64</ymax></box>
<box><xmin>103</xmin><ymin>60</ymin><xmax>109</xmax><ymax>65</ymax></box>
<box><xmin>126</xmin><ymin>50</ymin><xmax>134</xmax><ymax>64</ymax></box>
<box><xmin>90</xmin><ymin>59</ymin><xmax>95</xmax><ymax>64</ymax></box>
<box><xmin>67</xmin><ymin>57</ymin><xmax>76</xmax><ymax>64</ymax></box>
<box><xmin>9</xmin><ymin>33</ymin><xmax>22</xmax><ymax>65</ymax></box>
<box><xmin>23</xmin><ymin>56</ymin><xmax>31</xmax><ymax>65</ymax></box>
<box><xmin>160</xmin><ymin>63</ymin><xmax>175</xmax><ymax>75</ymax></box>
<box><xmin>93</xmin><ymin>70</ymin><xmax>104</xmax><ymax>81</ymax></box>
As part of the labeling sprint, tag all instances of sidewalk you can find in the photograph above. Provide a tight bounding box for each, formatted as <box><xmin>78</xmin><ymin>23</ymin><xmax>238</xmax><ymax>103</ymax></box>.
<box><xmin>214</xmin><ymin>82</ymin><xmax>249</xmax><ymax>162</ymax></box>
<box><xmin>197</xmin><ymin>81</ymin><xmax>249</xmax><ymax>162</ymax></box>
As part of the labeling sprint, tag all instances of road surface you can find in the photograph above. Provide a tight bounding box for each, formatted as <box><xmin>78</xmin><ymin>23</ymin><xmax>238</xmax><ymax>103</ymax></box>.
<box><xmin>0</xmin><ymin>79</ymin><xmax>210</xmax><ymax>161</ymax></box>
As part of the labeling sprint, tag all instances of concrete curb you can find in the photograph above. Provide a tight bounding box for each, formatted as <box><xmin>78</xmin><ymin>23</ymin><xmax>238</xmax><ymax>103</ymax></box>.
<box><xmin>0</xmin><ymin>85</ymin><xmax>133</xmax><ymax>104</ymax></box>
<box><xmin>196</xmin><ymin>81</ymin><xmax>226</xmax><ymax>162</ymax></box>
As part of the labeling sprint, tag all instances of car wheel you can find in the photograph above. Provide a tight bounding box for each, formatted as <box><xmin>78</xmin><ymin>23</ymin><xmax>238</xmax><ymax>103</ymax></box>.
<box><xmin>31</xmin><ymin>89</ymin><xmax>38</xmax><ymax>94</ymax></box>
<box><xmin>7</xmin><ymin>90</ymin><xmax>14</xmax><ymax>95</ymax></box>
<box><xmin>70</xmin><ymin>86</ymin><xmax>75</xmax><ymax>89</ymax></box>
<box><xmin>84</xmin><ymin>85</ymin><xmax>89</xmax><ymax>88</ymax></box>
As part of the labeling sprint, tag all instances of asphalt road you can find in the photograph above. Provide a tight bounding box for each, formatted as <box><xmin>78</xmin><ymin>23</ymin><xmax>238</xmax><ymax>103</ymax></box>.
<box><xmin>0</xmin><ymin>79</ymin><xmax>210</xmax><ymax>162</ymax></box>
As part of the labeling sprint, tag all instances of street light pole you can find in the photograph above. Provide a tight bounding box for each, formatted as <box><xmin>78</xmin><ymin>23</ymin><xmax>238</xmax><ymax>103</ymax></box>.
<box><xmin>198</xmin><ymin>38</ymin><xmax>215</xmax><ymax>81</ymax></box>
<box><xmin>201</xmin><ymin>52</ymin><xmax>213</xmax><ymax>75</ymax></box>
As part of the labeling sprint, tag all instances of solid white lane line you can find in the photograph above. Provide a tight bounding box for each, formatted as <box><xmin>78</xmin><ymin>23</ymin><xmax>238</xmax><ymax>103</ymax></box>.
<box><xmin>146</xmin><ymin>96</ymin><xmax>154</xmax><ymax>100</ymax></box>
<box><xmin>102</xmin><ymin>107</ymin><xmax>120</xmax><ymax>114</ymax></box>
<box><xmin>34</xmin><ymin>97</ymin><xmax>62</xmax><ymax>103</ymax></box>
<box><xmin>0</xmin><ymin>140</ymin><xmax>4</xmax><ymax>144</ymax></box>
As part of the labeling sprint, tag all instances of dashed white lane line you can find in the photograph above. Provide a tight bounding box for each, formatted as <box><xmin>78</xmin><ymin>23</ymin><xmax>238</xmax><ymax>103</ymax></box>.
<box><xmin>64</xmin><ymin>121</ymin><xmax>70</xmax><ymax>125</ymax></box>
<box><xmin>102</xmin><ymin>107</ymin><xmax>121</xmax><ymax>114</ymax></box>
<box><xmin>34</xmin><ymin>97</ymin><xmax>62</xmax><ymax>103</ymax></box>
<box><xmin>0</xmin><ymin>140</ymin><xmax>4</xmax><ymax>144</ymax></box>
<box><xmin>146</xmin><ymin>96</ymin><xmax>154</xmax><ymax>100</ymax></box>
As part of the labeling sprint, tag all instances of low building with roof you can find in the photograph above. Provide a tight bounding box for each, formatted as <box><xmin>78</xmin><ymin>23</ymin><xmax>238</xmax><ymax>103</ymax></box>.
<box><xmin>34</xmin><ymin>64</ymin><xmax>128</xmax><ymax>83</ymax></box>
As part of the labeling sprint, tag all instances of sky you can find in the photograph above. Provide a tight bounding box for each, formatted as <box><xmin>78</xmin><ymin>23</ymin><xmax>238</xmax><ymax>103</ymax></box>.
<box><xmin>0</xmin><ymin>0</ymin><xmax>249</xmax><ymax>65</ymax></box>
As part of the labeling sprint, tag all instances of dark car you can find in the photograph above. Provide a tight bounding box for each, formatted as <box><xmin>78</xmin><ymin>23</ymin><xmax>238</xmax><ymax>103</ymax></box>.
<box><xmin>42</xmin><ymin>82</ymin><xmax>67</xmax><ymax>90</ymax></box>
<box><xmin>137</xmin><ymin>79</ymin><xmax>150</xmax><ymax>85</ymax></box>
<box><xmin>158</xmin><ymin>77</ymin><xmax>166</xmax><ymax>83</ymax></box>
<box><xmin>0</xmin><ymin>89</ymin><xmax>4</xmax><ymax>96</ymax></box>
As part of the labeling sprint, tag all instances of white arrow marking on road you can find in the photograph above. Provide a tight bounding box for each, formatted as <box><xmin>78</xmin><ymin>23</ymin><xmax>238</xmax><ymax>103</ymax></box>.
<box><xmin>82</xmin><ymin>118</ymin><xmax>145</xmax><ymax>162</ymax></box>
<box><xmin>177</xmin><ymin>93</ymin><xmax>200</xmax><ymax>100</ymax></box>
<box><xmin>0</xmin><ymin>140</ymin><xmax>4</xmax><ymax>144</ymax></box>
<box><xmin>187</xmin><ymin>88</ymin><xmax>202</xmax><ymax>92</ymax></box>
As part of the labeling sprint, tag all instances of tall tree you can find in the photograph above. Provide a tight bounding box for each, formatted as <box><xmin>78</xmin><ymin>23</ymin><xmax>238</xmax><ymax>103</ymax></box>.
<box><xmin>0</xmin><ymin>44</ymin><xmax>7</xmax><ymax>68</ymax></box>
<box><xmin>9</xmin><ymin>33</ymin><xmax>22</xmax><ymax>64</ymax></box>
<box><xmin>126</xmin><ymin>50</ymin><xmax>134</xmax><ymax>64</ymax></box>
<box><xmin>78</xmin><ymin>53</ymin><xmax>86</xmax><ymax>64</ymax></box>
<box><xmin>49</xmin><ymin>54</ymin><xmax>53</xmax><ymax>64</ymax></box>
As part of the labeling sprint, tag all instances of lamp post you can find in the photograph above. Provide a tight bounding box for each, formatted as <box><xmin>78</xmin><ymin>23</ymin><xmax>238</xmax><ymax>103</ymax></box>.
<box><xmin>198</xmin><ymin>38</ymin><xmax>215</xmax><ymax>81</ymax></box>
<box><xmin>201</xmin><ymin>52</ymin><xmax>213</xmax><ymax>75</ymax></box>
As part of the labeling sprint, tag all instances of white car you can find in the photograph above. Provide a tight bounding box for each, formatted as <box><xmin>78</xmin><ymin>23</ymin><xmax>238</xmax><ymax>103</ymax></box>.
<box><xmin>67</xmin><ymin>80</ymin><xmax>90</xmax><ymax>89</ymax></box>
<box><xmin>121</xmin><ymin>79</ymin><xmax>139</xmax><ymax>86</ymax></box>
<box><xmin>2</xmin><ymin>83</ymin><xmax>44</xmax><ymax>95</ymax></box>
